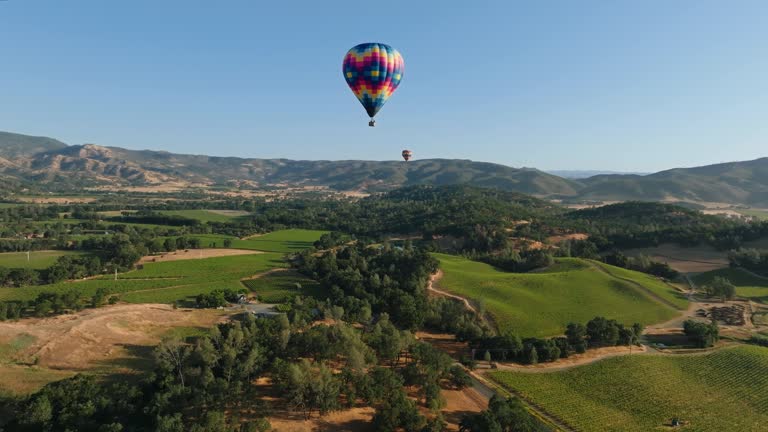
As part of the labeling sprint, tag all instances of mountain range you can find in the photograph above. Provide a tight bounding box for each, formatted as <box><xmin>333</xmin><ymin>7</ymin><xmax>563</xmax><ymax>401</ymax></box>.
<box><xmin>1</xmin><ymin>131</ymin><xmax>767</xmax><ymax>206</ymax></box>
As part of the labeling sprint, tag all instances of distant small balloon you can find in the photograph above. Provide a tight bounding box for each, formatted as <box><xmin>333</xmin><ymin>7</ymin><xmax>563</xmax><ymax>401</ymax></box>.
<box><xmin>402</xmin><ymin>149</ymin><xmax>413</xmax><ymax>162</ymax></box>
<box><xmin>343</xmin><ymin>42</ymin><xmax>404</xmax><ymax>126</ymax></box>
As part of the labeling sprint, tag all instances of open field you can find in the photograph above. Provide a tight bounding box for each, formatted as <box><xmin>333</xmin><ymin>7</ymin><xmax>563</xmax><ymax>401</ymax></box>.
<box><xmin>693</xmin><ymin>268</ymin><xmax>768</xmax><ymax>303</ymax></box>
<box><xmin>0</xmin><ymin>250</ymin><xmax>90</xmax><ymax>269</ymax></box>
<box><xmin>623</xmin><ymin>243</ymin><xmax>729</xmax><ymax>273</ymax></box>
<box><xmin>0</xmin><ymin>304</ymin><xmax>228</xmax><ymax>395</ymax></box>
<box><xmin>138</xmin><ymin>248</ymin><xmax>262</xmax><ymax>265</ymax></box>
<box><xmin>434</xmin><ymin>254</ymin><xmax>680</xmax><ymax>337</ymax></box>
<box><xmin>242</xmin><ymin>270</ymin><xmax>323</xmax><ymax>303</ymax></box>
<box><xmin>158</xmin><ymin>209</ymin><xmax>250</xmax><ymax>222</ymax></box>
<box><xmin>14</xmin><ymin>196</ymin><xmax>98</xmax><ymax>204</ymax></box>
<box><xmin>489</xmin><ymin>346</ymin><xmax>768</xmax><ymax>432</ymax></box>
<box><xmin>0</xmin><ymin>230</ymin><xmax>323</xmax><ymax>304</ymax></box>
<box><xmin>590</xmin><ymin>261</ymin><xmax>689</xmax><ymax>309</ymax></box>
<box><xmin>0</xmin><ymin>252</ymin><xmax>285</xmax><ymax>304</ymax></box>
<box><xmin>737</xmin><ymin>208</ymin><xmax>768</xmax><ymax>220</ymax></box>
<box><xmin>191</xmin><ymin>229</ymin><xmax>328</xmax><ymax>253</ymax></box>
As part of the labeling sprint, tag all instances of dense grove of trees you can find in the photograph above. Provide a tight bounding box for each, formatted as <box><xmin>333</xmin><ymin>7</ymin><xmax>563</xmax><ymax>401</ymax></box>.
<box><xmin>459</xmin><ymin>395</ymin><xmax>540</xmax><ymax>432</ymax></box>
<box><xmin>683</xmin><ymin>320</ymin><xmax>720</xmax><ymax>348</ymax></box>
<box><xmin>703</xmin><ymin>277</ymin><xmax>736</xmax><ymax>302</ymax></box>
<box><xmin>195</xmin><ymin>288</ymin><xmax>246</xmax><ymax>308</ymax></box>
<box><xmin>2</xmin><ymin>305</ymin><xmax>496</xmax><ymax>431</ymax></box>
<box><xmin>602</xmin><ymin>252</ymin><xmax>680</xmax><ymax>279</ymax></box>
<box><xmin>728</xmin><ymin>248</ymin><xmax>768</xmax><ymax>275</ymax></box>
<box><xmin>296</xmin><ymin>244</ymin><xmax>438</xmax><ymax>330</ymax></box>
<box><xmin>0</xmin><ymin>288</ymin><xmax>116</xmax><ymax>320</ymax></box>
<box><xmin>470</xmin><ymin>317</ymin><xmax>642</xmax><ymax>364</ymax></box>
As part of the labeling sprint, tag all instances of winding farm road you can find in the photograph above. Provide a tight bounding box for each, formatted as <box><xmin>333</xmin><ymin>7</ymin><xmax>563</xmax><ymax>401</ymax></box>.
<box><xmin>426</xmin><ymin>270</ymin><xmax>477</xmax><ymax>314</ymax></box>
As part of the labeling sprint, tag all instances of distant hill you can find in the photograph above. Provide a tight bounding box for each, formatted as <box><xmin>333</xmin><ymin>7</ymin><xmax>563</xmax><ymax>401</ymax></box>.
<box><xmin>547</xmin><ymin>170</ymin><xmax>650</xmax><ymax>179</ymax></box>
<box><xmin>0</xmin><ymin>131</ymin><xmax>580</xmax><ymax>196</ymax></box>
<box><xmin>578</xmin><ymin>158</ymin><xmax>768</xmax><ymax>205</ymax></box>
<box><xmin>1</xmin><ymin>131</ymin><xmax>767</xmax><ymax>205</ymax></box>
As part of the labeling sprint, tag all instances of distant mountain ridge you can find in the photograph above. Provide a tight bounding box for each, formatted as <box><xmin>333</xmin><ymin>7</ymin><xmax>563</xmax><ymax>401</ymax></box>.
<box><xmin>1</xmin><ymin>131</ymin><xmax>767</xmax><ymax>206</ymax></box>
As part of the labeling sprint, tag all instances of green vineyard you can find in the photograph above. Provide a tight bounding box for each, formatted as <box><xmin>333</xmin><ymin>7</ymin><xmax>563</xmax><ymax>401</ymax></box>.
<box><xmin>490</xmin><ymin>346</ymin><xmax>768</xmax><ymax>432</ymax></box>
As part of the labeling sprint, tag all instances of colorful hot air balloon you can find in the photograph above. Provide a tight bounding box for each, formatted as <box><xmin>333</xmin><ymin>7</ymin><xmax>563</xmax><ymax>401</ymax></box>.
<box><xmin>402</xmin><ymin>150</ymin><xmax>413</xmax><ymax>162</ymax></box>
<box><xmin>343</xmin><ymin>43</ymin><xmax>404</xmax><ymax>126</ymax></box>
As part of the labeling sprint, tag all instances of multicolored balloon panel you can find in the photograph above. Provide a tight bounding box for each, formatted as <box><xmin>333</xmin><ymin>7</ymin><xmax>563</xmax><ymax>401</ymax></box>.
<box><xmin>343</xmin><ymin>43</ymin><xmax>404</xmax><ymax>118</ymax></box>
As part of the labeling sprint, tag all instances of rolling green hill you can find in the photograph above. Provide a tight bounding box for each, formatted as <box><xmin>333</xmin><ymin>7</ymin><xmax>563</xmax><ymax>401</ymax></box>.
<box><xmin>434</xmin><ymin>254</ymin><xmax>681</xmax><ymax>337</ymax></box>
<box><xmin>490</xmin><ymin>346</ymin><xmax>768</xmax><ymax>432</ymax></box>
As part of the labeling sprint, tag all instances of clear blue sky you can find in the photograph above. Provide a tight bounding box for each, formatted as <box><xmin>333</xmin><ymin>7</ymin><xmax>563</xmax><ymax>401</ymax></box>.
<box><xmin>1</xmin><ymin>1</ymin><xmax>767</xmax><ymax>171</ymax></box>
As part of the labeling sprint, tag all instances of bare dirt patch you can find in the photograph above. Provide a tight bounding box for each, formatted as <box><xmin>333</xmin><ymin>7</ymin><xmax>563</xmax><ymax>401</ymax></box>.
<box><xmin>416</xmin><ymin>331</ymin><xmax>471</xmax><ymax>360</ymax></box>
<box><xmin>138</xmin><ymin>248</ymin><xmax>263</xmax><ymax>265</ymax></box>
<box><xmin>0</xmin><ymin>304</ymin><xmax>227</xmax><ymax>371</ymax></box>
<box><xmin>547</xmin><ymin>233</ymin><xmax>589</xmax><ymax>244</ymax></box>
<box><xmin>442</xmin><ymin>387</ymin><xmax>488</xmax><ymax>431</ymax></box>
<box><xmin>15</xmin><ymin>196</ymin><xmax>98</xmax><ymax>204</ymax></box>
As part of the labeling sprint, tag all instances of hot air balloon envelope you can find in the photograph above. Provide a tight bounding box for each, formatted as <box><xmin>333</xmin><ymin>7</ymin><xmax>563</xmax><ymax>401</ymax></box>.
<box><xmin>343</xmin><ymin>43</ymin><xmax>404</xmax><ymax>123</ymax></box>
<box><xmin>402</xmin><ymin>150</ymin><xmax>413</xmax><ymax>162</ymax></box>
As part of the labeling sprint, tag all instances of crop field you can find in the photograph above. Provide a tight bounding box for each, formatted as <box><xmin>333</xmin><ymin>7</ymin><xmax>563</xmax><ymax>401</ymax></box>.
<box><xmin>242</xmin><ymin>271</ymin><xmax>324</xmax><ymax>303</ymax></box>
<box><xmin>490</xmin><ymin>346</ymin><xmax>768</xmax><ymax>431</ymax></box>
<box><xmin>0</xmin><ymin>250</ymin><xmax>90</xmax><ymax>269</ymax></box>
<box><xmin>191</xmin><ymin>229</ymin><xmax>327</xmax><ymax>253</ymax></box>
<box><xmin>693</xmin><ymin>268</ymin><xmax>768</xmax><ymax>303</ymax></box>
<box><xmin>434</xmin><ymin>254</ymin><xmax>679</xmax><ymax>337</ymax></box>
<box><xmin>590</xmin><ymin>261</ymin><xmax>689</xmax><ymax>309</ymax></box>
<box><xmin>0</xmin><ymin>253</ymin><xmax>285</xmax><ymax>304</ymax></box>
<box><xmin>158</xmin><ymin>209</ymin><xmax>250</xmax><ymax>223</ymax></box>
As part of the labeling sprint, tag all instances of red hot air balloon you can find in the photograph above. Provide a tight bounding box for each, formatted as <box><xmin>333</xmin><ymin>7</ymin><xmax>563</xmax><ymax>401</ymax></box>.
<box><xmin>402</xmin><ymin>150</ymin><xmax>413</xmax><ymax>162</ymax></box>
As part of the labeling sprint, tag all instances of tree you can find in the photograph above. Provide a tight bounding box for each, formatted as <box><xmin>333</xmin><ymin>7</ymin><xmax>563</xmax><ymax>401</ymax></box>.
<box><xmin>706</xmin><ymin>277</ymin><xmax>736</xmax><ymax>302</ymax></box>
<box><xmin>449</xmin><ymin>365</ymin><xmax>472</xmax><ymax>389</ymax></box>
<box><xmin>223</xmin><ymin>238</ymin><xmax>233</xmax><ymax>248</ymax></box>
<box><xmin>565</xmin><ymin>322</ymin><xmax>586</xmax><ymax>352</ymax></box>
<box><xmin>526</xmin><ymin>346</ymin><xmax>538</xmax><ymax>365</ymax></box>
<box><xmin>683</xmin><ymin>320</ymin><xmax>719</xmax><ymax>348</ymax></box>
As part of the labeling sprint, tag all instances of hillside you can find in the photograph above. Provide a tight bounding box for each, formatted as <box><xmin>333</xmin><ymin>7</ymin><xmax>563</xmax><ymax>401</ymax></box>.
<box><xmin>0</xmin><ymin>131</ymin><xmax>580</xmax><ymax>195</ymax></box>
<box><xmin>433</xmin><ymin>254</ymin><xmax>681</xmax><ymax>337</ymax></box>
<box><xmin>2</xmin><ymin>131</ymin><xmax>768</xmax><ymax>205</ymax></box>
<box><xmin>579</xmin><ymin>158</ymin><xmax>768</xmax><ymax>205</ymax></box>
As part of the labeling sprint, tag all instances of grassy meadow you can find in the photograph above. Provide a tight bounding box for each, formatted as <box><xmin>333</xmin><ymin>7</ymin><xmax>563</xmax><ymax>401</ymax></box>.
<box><xmin>242</xmin><ymin>271</ymin><xmax>324</xmax><ymax>303</ymax></box>
<box><xmin>434</xmin><ymin>254</ymin><xmax>680</xmax><ymax>337</ymax></box>
<box><xmin>191</xmin><ymin>229</ymin><xmax>327</xmax><ymax>253</ymax></box>
<box><xmin>158</xmin><ymin>209</ymin><xmax>250</xmax><ymax>223</ymax></box>
<box><xmin>490</xmin><ymin>346</ymin><xmax>768</xmax><ymax>432</ymax></box>
<box><xmin>0</xmin><ymin>250</ymin><xmax>90</xmax><ymax>269</ymax></box>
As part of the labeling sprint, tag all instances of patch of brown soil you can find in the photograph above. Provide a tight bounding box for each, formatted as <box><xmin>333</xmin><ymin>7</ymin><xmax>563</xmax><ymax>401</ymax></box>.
<box><xmin>416</xmin><ymin>331</ymin><xmax>471</xmax><ymax>360</ymax></box>
<box><xmin>442</xmin><ymin>387</ymin><xmax>487</xmax><ymax>431</ymax></box>
<box><xmin>268</xmin><ymin>407</ymin><xmax>375</xmax><ymax>432</ymax></box>
<box><xmin>547</xmin><ymin>233</ymin><xmax>589</xmax><ymax>244</ymax></box>
<box><xmin>0</xmin><ymin>304</ymin><xmax>227</xmax><ymax>371</ymax></box>
<box><xmin>138</xmin><ymin>248</ymin><xmax>263</xmax><ymax>265</ymax></box>
<box><xmin>15</xmin><ymin>196</ymin><xmax>97</xmax><ymax>204</ymax></box>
